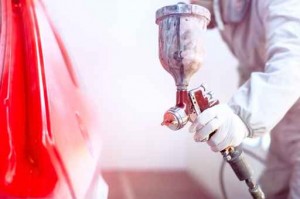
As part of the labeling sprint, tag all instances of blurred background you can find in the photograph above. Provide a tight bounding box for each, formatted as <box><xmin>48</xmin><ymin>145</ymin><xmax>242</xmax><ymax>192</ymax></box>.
<box><xmin>43</xmin><ymin>0</ymin><xmax>268</xmax><ymax>198</ymax></box>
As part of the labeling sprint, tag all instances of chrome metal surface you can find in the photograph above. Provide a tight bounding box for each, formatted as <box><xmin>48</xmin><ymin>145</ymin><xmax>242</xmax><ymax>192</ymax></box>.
<box><xmin>156</xmin><ymin>3</ymin><xmax>211</xmax><ymax>90</ymax></box>
<box><xmin>162</xmin><ymin>107</ymin><xmax>188</xmax><ymax>130</ymax></box>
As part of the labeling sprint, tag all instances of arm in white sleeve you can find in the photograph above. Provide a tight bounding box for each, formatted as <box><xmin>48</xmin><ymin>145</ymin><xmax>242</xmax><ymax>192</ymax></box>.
<box><xmin>228</xmin><ymin>0</ymin><xmax>300</xmax><ymax>137</ymax></box>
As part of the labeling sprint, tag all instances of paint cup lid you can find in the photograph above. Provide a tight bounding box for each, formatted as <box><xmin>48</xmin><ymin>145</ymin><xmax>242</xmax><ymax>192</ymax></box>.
<box><xmin>156</xmin><ymin>2</ymin><xmax>211</xmax><ymax>24</ymax></box>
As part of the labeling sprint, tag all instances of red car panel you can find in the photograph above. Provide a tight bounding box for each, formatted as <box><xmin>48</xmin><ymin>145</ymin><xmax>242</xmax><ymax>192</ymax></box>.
<box><xmin>0</xmin><ymin>0</ymin><xmax>102</xmax><ymax>198</ymax></box>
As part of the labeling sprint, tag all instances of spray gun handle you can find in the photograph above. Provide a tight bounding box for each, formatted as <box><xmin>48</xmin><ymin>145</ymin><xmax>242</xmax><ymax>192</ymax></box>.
<box><xmin>221</xmin><ymin>146</ymin><xmax>265</xmax><ymax>199</ymax></box>
<box><xmin>189</xmin><ymin>85</ymin><xmax>243</xmax><ymax>149</ymax></box>
<box><xmin>188</xmin><ymin>85</ymin><xmax>265</xmax><ymax>198</ymax></box>
<box><xmin>221</xmin><ymin>145</ymin><xmax>253</xmax><ymax>180</ymax></box>
<box><xmin>188</xmin><ymin>84</ymin><xmax>219</xmax><ymax>140</ymax></box>
<box><xmin>189</xmin><ymin>86</ymin><xmax>250</xmax><ymax>173</ymax></box>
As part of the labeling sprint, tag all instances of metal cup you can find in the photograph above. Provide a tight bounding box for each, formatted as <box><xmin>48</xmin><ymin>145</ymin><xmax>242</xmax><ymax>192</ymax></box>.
<box><xmin>156</xmin><ymin>3</ymin><xmax>211</xmax><ymax>90</ymax></box>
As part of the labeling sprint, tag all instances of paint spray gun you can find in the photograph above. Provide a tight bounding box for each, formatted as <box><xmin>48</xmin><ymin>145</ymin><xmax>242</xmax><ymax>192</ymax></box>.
<box><xmin>155</xmin><ymin>3</ymin><xmax>265</xmax><ymax>199</ymax></box>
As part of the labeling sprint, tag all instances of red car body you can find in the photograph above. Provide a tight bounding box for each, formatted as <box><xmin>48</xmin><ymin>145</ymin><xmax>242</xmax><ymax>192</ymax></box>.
<box><xmin>0</xmin><ymin>0</ymin><xmax>103</xmax><ymax>198</ymax></box>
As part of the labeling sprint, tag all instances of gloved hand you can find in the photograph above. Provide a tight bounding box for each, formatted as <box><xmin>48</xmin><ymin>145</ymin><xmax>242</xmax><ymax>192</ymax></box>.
<box><xmin>189</xmin><ymin>104</ymin><xmax>249</xmax><ymax>152</ymax></box>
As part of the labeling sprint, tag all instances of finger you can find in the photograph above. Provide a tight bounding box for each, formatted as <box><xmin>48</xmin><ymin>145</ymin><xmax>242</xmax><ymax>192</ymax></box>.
<box><xmin>197</xmin><ymin>107</ymin><xmax>218</xmax><ymax>127</ymax></box>
<box><xmin>189</xmin><ymin>118</ymin><xmax>201</xmax><ymax>133</ymax></box>
<box><xmin>207</xmin><ymin>127</ymin><xmax>227</xmax><ymax>152</ymax></box>
<box><xmin>194</xmin><ymin>118</ymin><xmax>221</xmax><ymax>142</ymax></box>
<box><xmin>210</xmin><ymin>138</ymin><xmax>231</xmax><ymax>152</ymax></box>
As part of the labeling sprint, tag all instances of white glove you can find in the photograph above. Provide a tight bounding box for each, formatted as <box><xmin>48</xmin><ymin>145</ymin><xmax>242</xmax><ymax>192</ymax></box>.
<box><xmin>189</xmin><ymin>104</ymin><xmax>249</xmax><ymax>152</ymax></box>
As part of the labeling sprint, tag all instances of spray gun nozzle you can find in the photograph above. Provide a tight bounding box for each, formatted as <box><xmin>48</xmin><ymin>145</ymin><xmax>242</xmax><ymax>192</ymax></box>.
<box><xmin>161</xmin><ymin>107</ymin><xmax>188</xmax><ymax>131</ymax></box>
<box><xmin>161</xmin><ymin>119</ymin><xmax>178</xmax><ymax>126</ymax></box>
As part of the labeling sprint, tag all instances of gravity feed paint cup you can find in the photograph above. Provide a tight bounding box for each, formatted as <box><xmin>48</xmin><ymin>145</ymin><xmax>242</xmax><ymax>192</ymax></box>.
<box><xmin>156</xmin><ymin>3</ymin><xmax>211</xmax><ymax>90</ymax></box>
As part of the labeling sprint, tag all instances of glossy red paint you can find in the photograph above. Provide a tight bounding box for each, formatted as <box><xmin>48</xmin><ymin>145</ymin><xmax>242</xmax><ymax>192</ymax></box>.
<box><xmin>0</xmin><ymin>0</ymin><xmax>102</xmax><ymax>198</ymax></box>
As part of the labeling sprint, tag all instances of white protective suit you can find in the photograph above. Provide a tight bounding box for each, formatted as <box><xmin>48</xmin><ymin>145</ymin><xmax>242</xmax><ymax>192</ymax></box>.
<box><xmin>212</xmin><ymin>0</ymin><xmax>300</xmax><ymax>198</ymax></box>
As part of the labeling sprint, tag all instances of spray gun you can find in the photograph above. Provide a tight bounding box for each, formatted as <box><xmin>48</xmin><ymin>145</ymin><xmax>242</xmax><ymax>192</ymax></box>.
<box><xmin>155</xmin><ymin>3</ymin><xmax>265</xmax><ymax>199</ymax></box>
